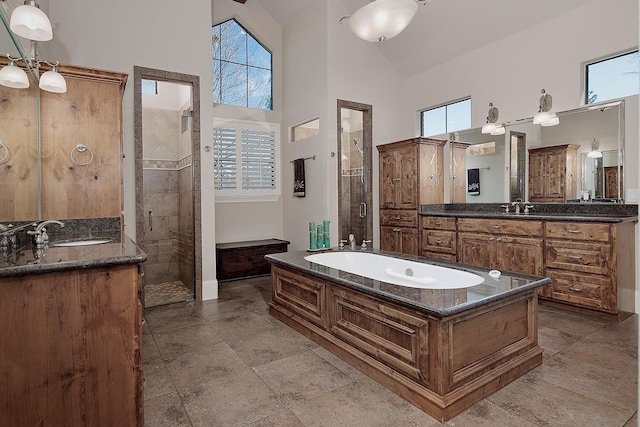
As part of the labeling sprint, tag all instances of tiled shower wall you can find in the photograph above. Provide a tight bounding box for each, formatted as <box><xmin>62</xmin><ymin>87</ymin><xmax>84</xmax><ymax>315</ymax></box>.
<box><xmin>142</xmin><ymin>106</ymin><xmax>193</xmax><ymax>292</ymax></box>
<box><xmin>340</xmin><ymin>130</ymin><xmax>367</xmax><ymax>243</ymax></box>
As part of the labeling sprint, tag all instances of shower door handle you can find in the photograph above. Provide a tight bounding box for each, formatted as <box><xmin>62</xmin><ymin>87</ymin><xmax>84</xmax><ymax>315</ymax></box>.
<box><xmin>359</xmin><ymin>203</ymin><xmax>367</xmax><ymax>218</ymax></box>
<box><xmin>149</xmin><ymin>210</ymin><xmax>153</xmax><ymax>231</ymax></box>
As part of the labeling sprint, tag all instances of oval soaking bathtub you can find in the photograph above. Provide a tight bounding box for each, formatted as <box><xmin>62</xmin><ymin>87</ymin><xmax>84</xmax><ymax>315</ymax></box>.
<box><xmin>305</xmin><ymin>251</ymin><xmax>483</xmax><ymax>289</ymax></box>
<box><xmin>266</xmin><ymin>250</ymin><xmax>549</xmax><ymax>422</ymax></box>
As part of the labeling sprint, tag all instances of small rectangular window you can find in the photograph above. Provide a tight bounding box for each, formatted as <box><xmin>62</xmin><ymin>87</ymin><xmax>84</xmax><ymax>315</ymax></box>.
<box><xmin>421</xmin><ymin>98</ymin><xmax>471</xmax><ymax>137</ymax></box>
<box><xmin>142</xmin><ymin>79</ymin><xmax>158</xmax><ymax>95</ymax></box>
<box><xmin>586</xmin><ymin>51</ymin><xmax>639</xmax><ymax>104</ymax></box>
<box><xmin>291</xmin><ymin>118</ymin><xmax>320</xmax><ymax>142</ymax></box>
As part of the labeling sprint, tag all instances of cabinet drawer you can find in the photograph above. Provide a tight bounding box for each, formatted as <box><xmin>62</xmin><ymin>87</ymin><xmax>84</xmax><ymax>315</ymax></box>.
<box><xmin>457</xmin><ymin>218</ymin><xmax>543</xmax><ymax>237</ymax></box>
<box><xmin>545</xmin><ymin>240</ymin><xmax>610</xmax><ymax>275</ymax></box>
<box><xmin>422</xmin><ymin>251</ymin><xmax>457</xmax><ymax>263</ymax></box>
<box><xmin>421</xmin><ymin>216</ymin><xmax>456</xmax><ymax>230</ymax></box>
<box><xmin>380</xmin><ymin>209</ymin><xmax>418</xmax><ymax>227</ymax></box>
<box><xmin>545</xmin><ymin>222</ymin><xmax>610</xmax><ymax>242</ymax></box>
<box><xmin>422</xmin><ymin>230</ymin><xmax>456</xmax><ymax>254</ymax></box>
<box><xmin>545</xmin><ymin>269</ymin><xmax>613</xmax><ymax>312</ymax></box>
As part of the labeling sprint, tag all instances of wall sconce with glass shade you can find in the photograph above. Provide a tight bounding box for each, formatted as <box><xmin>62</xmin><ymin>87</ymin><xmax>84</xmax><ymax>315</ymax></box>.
<box><xmin>481</xmin><ymin>102</ymin><xmax>500</xmax><ymax>134</ymax></box>
<box><xmin>587</xmin><ymin>139</ymin><xmax>603</xmax><ymax>158</ymax></box>
<box><xmin>0</xmin><ymin>0</ymin><xmax>66</xmax><ymax>93</ymax></box>
<box><xmin>339</xmin><ymin>0</ymin><xmax>428</xmax><ymax>43</ymax></box>
<box><xmin>533</xmin><ymin>89</ymin><xmax>559</xmax><ymax>126</ymax></box>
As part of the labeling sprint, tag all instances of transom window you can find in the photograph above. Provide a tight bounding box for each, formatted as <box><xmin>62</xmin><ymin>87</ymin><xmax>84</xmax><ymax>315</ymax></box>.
<box><xmin>420</xmin><ymin>98</ymin><xmax>471</xmax><ymax>137</ymax></box>
<box><xmin>213</xmin><ymin>118</ymin><xmax>280</xmax><ymax>202</ymax></box>
<box><xmin>586</xmin><ymin>50</ymin><xmax>639</xmax><ymax>104</ymax></box>
<box><xmin>212</xmin><ymin>19</ymin><xmax>273</xmax><ymax>110</ymax></box>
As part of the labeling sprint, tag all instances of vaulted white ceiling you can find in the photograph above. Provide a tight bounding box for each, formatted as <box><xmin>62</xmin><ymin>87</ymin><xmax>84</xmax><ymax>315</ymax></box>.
<box><xmin>254</xmin><ymin>0</ymin><xmax>598</xmax><ymax>78</ymax></box>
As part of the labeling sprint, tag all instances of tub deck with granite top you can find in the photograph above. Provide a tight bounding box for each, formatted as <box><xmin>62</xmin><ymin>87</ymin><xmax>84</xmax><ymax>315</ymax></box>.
<box><xmin>267</xmin><ymin>250</ymin><xmax>550</xmax><ymax>421</ymax></box>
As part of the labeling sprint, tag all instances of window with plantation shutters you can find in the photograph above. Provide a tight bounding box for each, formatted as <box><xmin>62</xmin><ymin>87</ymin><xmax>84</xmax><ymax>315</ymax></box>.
<box><xmin>213</xmin><ymin>118</ymin><xmax>280</xmax><ymax>202</ymax></box>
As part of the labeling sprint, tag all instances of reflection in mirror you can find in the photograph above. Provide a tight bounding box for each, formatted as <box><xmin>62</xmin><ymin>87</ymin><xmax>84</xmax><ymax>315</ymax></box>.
<box><xmin>0</xmin><ymin>5</ymin><xmax>40</xmax><ymax>221</ymax></box>
<box><xmin>448</xmin><ymin>100</ymin><xmax>624</xmax><ymax>203</ymax></box>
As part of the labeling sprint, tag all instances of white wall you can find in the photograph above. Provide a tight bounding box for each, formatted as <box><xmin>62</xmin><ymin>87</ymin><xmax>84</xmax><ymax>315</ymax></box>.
<box><xmin>212</xmin><ymin>0</ymin><xmax>285</xmax><ymax>245</ymax></box>
<box><xmin>47</xmin><ymin>0</ymin><xmax>218</xmax><ymax>299</ymax></box>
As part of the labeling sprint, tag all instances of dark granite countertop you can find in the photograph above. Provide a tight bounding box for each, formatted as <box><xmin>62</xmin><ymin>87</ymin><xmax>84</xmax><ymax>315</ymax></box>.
<box><xmin>420</xmin><ymin>203</ymin><xmax>638</xmax><ymax>223</ymax></box>
<box><xmin>0</xmin><ymin>233</ymin><xmax>147</xmax><ymax>278</ymax></box>
<box><xmin>266</xmin><ymin>249</ymin><xmax>549</xmax><ymax>318</ymax></box>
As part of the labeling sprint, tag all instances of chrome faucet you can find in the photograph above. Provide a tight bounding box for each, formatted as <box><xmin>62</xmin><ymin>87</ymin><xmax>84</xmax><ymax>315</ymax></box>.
<box><xmin>348</xmin><ymin>233</ymin><xmax>356</xmax><ymax>250</ymax></box>
<box><xmin>361</xmin><ymin>239</ymin><xmax>372</xmax><ymax>250</ymax></box>
<box><xmin>28</xmin><ymin>220</ymin><xmax>64</xmax><ymax>247</ymax></box>
<box><xmin>511</xmin><ymin>199</ymin><xmax>522</xmax><ymax>214</ymax></box>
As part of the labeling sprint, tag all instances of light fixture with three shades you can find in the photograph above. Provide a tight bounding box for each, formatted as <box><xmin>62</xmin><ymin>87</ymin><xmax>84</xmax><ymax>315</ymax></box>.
<box><xmin>0</xmin><ymin>0</ymin><xmax>66</xmax><ymax>93</ymax></box>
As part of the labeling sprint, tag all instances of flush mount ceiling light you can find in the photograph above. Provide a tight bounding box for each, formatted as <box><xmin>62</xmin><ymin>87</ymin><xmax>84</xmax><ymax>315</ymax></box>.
<box><xmin>533</xmin><ymin>89</ymin><xmax>559</xmax><ymax>126</ymax></box>
<box><xmin>481</xmin><ymin>102</ymin><xmax>499</xmax><ymax>134</ymax></box>
<box><xmin>9</xmin><ymin>0</ymin><xmax>53</xmax><ymax>41</ymax></box>
<box><xmin>1</xmin><ymin>1</ymin><xmax>67</xmax><ymax>93</ymax></box>
<box><xmin>339</xmin><ymin>0</ymin><xmax>428</xmax><ymax>43</ymax></box>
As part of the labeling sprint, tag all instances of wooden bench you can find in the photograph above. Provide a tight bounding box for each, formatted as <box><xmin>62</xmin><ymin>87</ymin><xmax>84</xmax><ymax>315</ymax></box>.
<box><xmin>216</xmin><ymin>238</ymin><xmax>290</xmax><ymax>281</ymax></box>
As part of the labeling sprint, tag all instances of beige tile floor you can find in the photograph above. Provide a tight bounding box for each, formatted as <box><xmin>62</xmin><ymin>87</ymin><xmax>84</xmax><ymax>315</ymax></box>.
<box><xmin>143</xmin><ymin>276</ymin><xmax>638</xmax><ymax>427</ymax></box>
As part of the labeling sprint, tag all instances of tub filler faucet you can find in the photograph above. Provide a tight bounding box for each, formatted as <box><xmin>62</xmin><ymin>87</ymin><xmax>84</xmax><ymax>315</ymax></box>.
<box><xmin>349</xmin><ymin>233</ymin><xmax>356</xmax><ymax>250</ymax></box>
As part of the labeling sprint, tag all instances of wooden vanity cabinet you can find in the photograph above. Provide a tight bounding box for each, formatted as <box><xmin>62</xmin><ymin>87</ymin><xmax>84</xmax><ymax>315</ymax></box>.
<box><xmin>378</xmin><ymin>138</ymin><xmax>445</xmax><ymax>255</ymax></box>
<box><xmin>542</xmin><ymin>221</ymin><xmax>635</xmax><ymax>314</ymax></box>
<box><xmin>528</xmin><ymin>144</ymin><xmax>579</xmax><ymax>202</ymax></box>
<box><xmin>421</xmin><ymin>216</ymin><xmax>457</xmax><ymax>262</ymax></box>
<box><xmin>0</xmin><ymin>264</ymin><xmax>144</xmax><ymax>426</ymax></box>
<box><xmin>457</xmin><ymin>218</ymin><xmax>544</xmax><ymax>276</ymax></box>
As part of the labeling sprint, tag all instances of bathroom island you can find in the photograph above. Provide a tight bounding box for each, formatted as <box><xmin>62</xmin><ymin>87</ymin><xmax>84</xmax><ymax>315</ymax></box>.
<box><xmin>0</xmin><ymin>233</ymin><xmax>147</xmax><ymax>426</ymax></box>
<box><xmin>267</xmin><ymin>250</ymin><xmax>549</xmax><ymax>421</ymax></box>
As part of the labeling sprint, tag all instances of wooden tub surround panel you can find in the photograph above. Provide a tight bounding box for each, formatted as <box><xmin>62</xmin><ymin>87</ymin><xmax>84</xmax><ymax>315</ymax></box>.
<box><xmin>269</xmin><ymin>264</ymin><xmax>542</xmax><ymax>421</ymax></box>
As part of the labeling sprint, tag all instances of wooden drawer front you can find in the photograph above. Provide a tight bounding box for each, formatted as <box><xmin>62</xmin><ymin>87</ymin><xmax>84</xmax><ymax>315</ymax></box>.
<box><xmin>545</xmin><ymin>269</ymin><xmax>613</xmax><ymax>311</ymax></box>
<box><xmin>380</xmin><ymin>209</ymin><xmax>418</xmax><ymax>227</ymax></box>
<box><xmin>328</xmin><ymin>285</ymin><xmax>429</xmax><ymax>385</ymax></box>
<box><xmin>457</xmin><ymin>218</ymin><xmax>543</xmax><ymax>237</ymax></box>
<box><xmin>272</xmin><ymin>266</ymin><xmax>326</xmax><ymax>328</ymax></box>
<box><xmin>545</xmin><ymin>222</ymin><xmax>610</xmax><ymax>242</ymax></box>
<box><xmin>421</xmin><ymin>216</ymin><xmax>456</xmax><ymax>230</ymax></box>
<box><xmin>545</xmin><ymin>240</ymin><xmax>610</xmax><ymax>275</ymax></box>
<box><xmin>423</xmin><ymin>251</ymin><xmax>457</xmax><ymax>263</ymax></box>
<box><xmin>422</xmin><ymin>230</ymin><xmax>456</xmax><ymax>254</ymax></box>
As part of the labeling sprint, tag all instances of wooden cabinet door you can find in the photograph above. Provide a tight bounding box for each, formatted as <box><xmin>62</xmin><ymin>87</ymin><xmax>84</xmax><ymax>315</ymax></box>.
<box><xmin>400</xmin><ymin>227</ymin><xmax>419</xmax><ymax>256</ymax></box>
<box><xmin>545</xmin><ymin>150</ymin><xmax>566</xmax><ymax>200</ymax></box>
<box><xmin>528</xmin><ymin>152</ymin><xmax>546</xmax><ymax>200</ymax></box>
<box><xmin>457</xmin><ymin>232</ymin><xmax>494</xmax><ymax>269</ymax></box>
<box><xmin>380</xmin><ymin>150</ymin><xmax>397</xmax><ymax>209</ymax></box>
<box><xmin>380</xmin><ymin>226</ymin><xmax>400</xmax><ymax>252</ymax></box>
<box><xmin>495</xmin><ymin>236</ymin><xmax>544</xmax><ymax>276</ymax></box>
<box><xmin>397</xmin><ymin>145</ymin><xmax>418</xmax><ymax>209</ymax></box>
<box><xmin>451</xmin><ymin>145</ymin><xmax>467</xmax><ymax>203</ymax></box>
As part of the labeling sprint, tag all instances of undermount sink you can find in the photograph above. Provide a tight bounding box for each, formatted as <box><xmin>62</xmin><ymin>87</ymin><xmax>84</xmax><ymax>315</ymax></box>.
<box><xmin>52</xmin><ymin>239</ymin><xmax>113</xmax><ymax>247</ymax></box>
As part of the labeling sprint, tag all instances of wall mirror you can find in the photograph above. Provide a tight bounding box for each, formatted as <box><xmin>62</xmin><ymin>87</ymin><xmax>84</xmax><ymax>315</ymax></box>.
<box><xmin>448</xmin><ymin>99</ymin><xmax>624</xmax><ymax>203</ymax></box>
<box><xmin>0</xmin><ymin>5</ymin><xmax>40</xmax><ymax>222</ymax></box>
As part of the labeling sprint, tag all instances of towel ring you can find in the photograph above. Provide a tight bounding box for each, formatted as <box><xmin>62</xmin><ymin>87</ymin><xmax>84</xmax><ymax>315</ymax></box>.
<box><xmin>0</xmin><ymin>140</ymin><xmax>9</xmax><ymax>164</ymax></box>
<box><xmin>70</xmin><ymin>143</ymin><xmax>94</xmax><ymax>166</ymax></box>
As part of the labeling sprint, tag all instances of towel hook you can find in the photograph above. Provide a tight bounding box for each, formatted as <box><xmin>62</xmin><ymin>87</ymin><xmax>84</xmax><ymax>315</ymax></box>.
<box><xmin>0</xmin><ymin>139</ymin><xmax>9</xmax><ymax>164</ymax></box>
<box><xmin>70</xmin><ymin>143</ymin><xmax>94</xmax><ymax>166</ymax></box>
